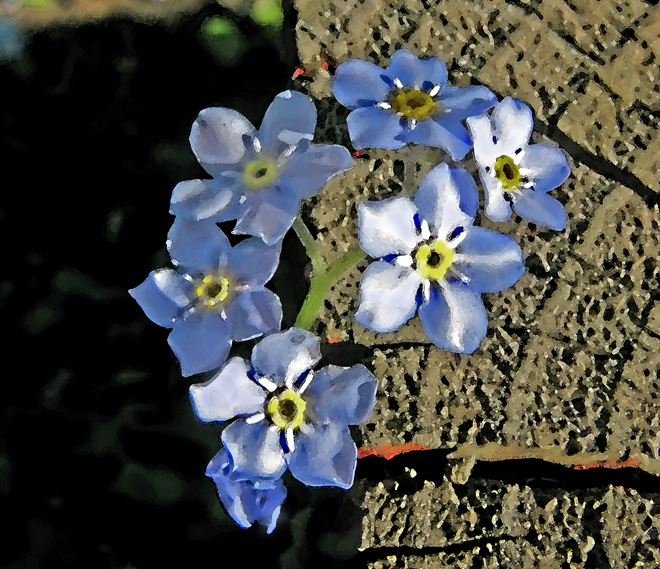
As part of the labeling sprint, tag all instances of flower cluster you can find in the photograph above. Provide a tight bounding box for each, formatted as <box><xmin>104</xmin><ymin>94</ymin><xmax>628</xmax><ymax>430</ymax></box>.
<box><xmin>131</xmin><ymin>50</ymin><xmax>571</xmax><ymax>533</ymax></box>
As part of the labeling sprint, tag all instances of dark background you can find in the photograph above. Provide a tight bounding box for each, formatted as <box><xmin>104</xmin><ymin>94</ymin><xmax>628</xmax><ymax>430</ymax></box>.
<box><xmin>0</xmin><ymin>2</ymin><xmax>367</xmax><ymax>566</ymax></box>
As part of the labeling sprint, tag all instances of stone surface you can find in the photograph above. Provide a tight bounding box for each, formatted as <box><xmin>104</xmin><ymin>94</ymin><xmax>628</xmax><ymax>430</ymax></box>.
<box><xmin>294</xmin><ymin>0</ymin><xmax>660</xmax><ymax>564</ymax></box>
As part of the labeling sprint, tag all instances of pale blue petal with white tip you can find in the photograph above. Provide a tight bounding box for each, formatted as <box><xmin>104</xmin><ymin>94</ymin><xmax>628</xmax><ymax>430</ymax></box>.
<box><xmin>278</xmin><ymin>144</ymin><xmax>354</xmax><ymax>199</ymax></box>
<box><xmin>190</xmin><ymin>357</ymin><xmax>267</xmax><ymax>422</ymax></box>
<box><xmin>331</xmin><ymin>59</ymin><xmax>393</xmax><ymax>109</ymax></box>
<box><xmin>355</xmin><ymin>261</ymin><xmax>422</xmax><ymax>333</ymax></box>
<box><xmin>167</xmin><ymin>312</ymin><xmax>232</xmax><ymax>377</ymax></box>
<box><xmin>129</xmin><ymin>269</ymin><xmax>191</xmax><ymax>328</ymax></box>
<box><xmin>518</xmin><ymin>144</ymin><xmax>571</xmax><ymax>194</ymax></box>
<box><xmin>286</xmin><ymin>422</ymin><xmax>357</xmax><ymax>489</ymax></box>
<box><xmin>383</xmin><ymin>49</ymin><xmax>447</xmax><ymax>89</ymax></box>
<box><xmin>418</xmin><ymin>283</ymin><xmax>488</xmax><ymax>354</ymax></box>
<box><xmin>436</xmin><ymin>85</ymin><xmax>497</xmax><ymax>121</ymax></box>
<box><xmin>222</xmin><ymin>418</ymin><xmax>287</xmax><ymax>481</ymax></box>
<box><xmin>258</xmin><ymin>90</ymin><xmax>317</xmax><ymax>153</ymax></box>
<box><xmin>513</xmin><ymin>189</ymin><xmax>567</xmax><ymax>231</ymax></box>
<box><xmin>358</xmin><ymin>196</ymin><xmax>419</xmax><ymax>258</ymax></box>
<box><xmin>251</xmin><ymin>328</ymin><xmax>322</xmax><ymax>385</ymax></box>
<box><xmin>206</xmin><ymin>448</ymin><xmax>287</xmax><ymax>533</ymax></box>
<box><xmin>304</xmin><ymin>364</ymin><xmax>378</xmax><ymax>426</ymax></box>
<box><xmin>347</xmin><ymin>107</ymin><xmax>405</xmax><ymax>150</ymax></box>
<box><xmin>223</xmin><ymin>288</ymin><xmax>282</xmax><ymax>342</ymax></box>
<box><xmin>190</xmin><ymin>107</ymin><xmax>255</xmax><ymax>173</ymax></box>
<box><xmin>402</xmin><ymin>117</ymin><xmax>472</xmax><ymax>160</ymax></box>
<box><xmin>167</xmin><ymin>218</ymin><xmax>231</xmax><ymax>274</ymax></box>
<box><xmin>452</xmin><ymin>227</ymin><xmax>525</xmax><ymax>294</ymax></box>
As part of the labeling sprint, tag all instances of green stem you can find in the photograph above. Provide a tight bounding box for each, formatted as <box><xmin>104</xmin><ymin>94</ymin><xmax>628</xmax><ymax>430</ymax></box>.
<box><xmin>292</xmin><ymin>217</ymin><xmax>326</xmax><ymax>274</ymax></box>
<box><xmin>294</xmin><ymin>245</ymin><xmax>367</xmax><ymax>331</ymax></box>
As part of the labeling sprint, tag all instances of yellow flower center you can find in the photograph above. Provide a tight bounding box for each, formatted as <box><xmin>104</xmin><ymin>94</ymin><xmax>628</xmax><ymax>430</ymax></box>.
<box><xmin>390</xmin><ymin>89</ymin><xmax>437</xmax><ymax>120</ymax></box>
<box><xmin>494</xmin><ymin>155</ymin><xmax>521</xmax><ymax>190</ymax></box>
<box><xmin>415</xmin><ymin>239</ymin><xmax>454</xmax><ymax>281</ymax></box>
<box><xmin>242</xmin><ymin>159</ymin><xmax>278</xmax><ymax>190</ymax></box>
<box><xmin>194</xmin><ymin>275</ymin><xmax>231</xmax><ymax>308</ymax></box>
<box><xmin>266</xmin><ymin>389</ymin><xmax>306</xmax><ymax>430</ymax></box>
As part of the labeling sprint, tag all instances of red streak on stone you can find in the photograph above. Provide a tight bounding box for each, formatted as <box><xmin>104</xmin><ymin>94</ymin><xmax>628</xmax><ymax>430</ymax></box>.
<box><xmin>320</xmin><ymin>61</ymin><xmax>329</xmax><ymax>70</ymax></box>
<box><xmin>352</xmin><ymin>150</ymin><xmax>363</xmax><ymax>158</ymax></box>
<box><xmin>292</xmin><ymin>67</ymin><xmax>305</xmax><ymax>79</ymax></box>
<box><xmin>572</xmin><ymin>457</ymin><xmax>641</xmax><ymax>471</ymax></box>
<box><xmin>357</xmin><ymin>442</ymin><xmax>429</xmax><ymax>460</ymax></box>
<box><xmin>327</xmin><ymin>336</ymin><xmax>342</xmax><ymax>344</ymax></box>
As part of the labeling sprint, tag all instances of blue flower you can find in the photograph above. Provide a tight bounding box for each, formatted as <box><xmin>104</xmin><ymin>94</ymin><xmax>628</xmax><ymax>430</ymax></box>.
<box><xmin>466</xmin><ymin>97</ymin><xmax>571</xmax><ymax>230</ymax></box>
<box><xmin>355</xmin><ymin>163</ymin><xmax>524</xmax><ymax>354</ymax></box>
<box><xmin>331</xmin><ymin>49</ymin><xmax>497</xmax><ymax>159</ymax></box>
<box><xmin>206</xmin><ymin>446</ymin><xmax>287</xmax><ymax>533</ymax></box>
<box><xmin>129</xmin><ymin>218</ymin><xmax>282</xmax><ymax>376</ymax></box>
<box><xmin>170</xmin><ymin>90</ymin><xmax>354</xmax><ymax>246</ymax></box>
<box><xmin>189</xmin><ymin>328</ymin><xmax>378</xmax><ymax>488</ymax></box>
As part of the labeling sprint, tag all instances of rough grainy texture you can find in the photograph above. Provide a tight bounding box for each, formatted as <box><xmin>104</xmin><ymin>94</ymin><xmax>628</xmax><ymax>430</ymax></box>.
<box><xmin>294</xmin><ymin>0</ymin><xmax>660</xmax><ymax>564</ymax></box>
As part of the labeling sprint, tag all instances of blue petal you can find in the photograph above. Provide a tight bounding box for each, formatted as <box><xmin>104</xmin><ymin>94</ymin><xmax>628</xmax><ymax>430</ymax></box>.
<box><xmin>251</xmin><ymin>328</ymin><xmax>321</xmax><ymax>386</ymax></box>
<box><xmin>332</xmin><ymin>59</ymin><xmax>393</xmax><ymax>109</ymax></box>
<box><xmin>168</xmin><ymin>312</ymin><xmax>232</xmax><ymax>376</ymax></box>
<box><xmin>418</xmin><ymin>282</ymin><xmax>488</xmax><ymax>354</ymax></box>
<box><xmin>518</xmin><ymin>144</ymin><xmax>571</xmax><ymax>193</ymax></box>
<box><xmin>190</xmin><ymin>108</ymin><xmax>255</xmax><ymax>175</ymax></box>
<box><xmin>170</xmin><ymin>176</ymin><xmax>241</xmax><ymax>223</ymax></box>
<box><xmin>480</xmin><ymin>173</ymin><xmax>513</xmax><ymax>222</ymax></box>
<box><xmin>129</xmin><ymin>269</ymin><xmax>191</xmax><ymax>328</ymax></box>
<box><xmin>358</xmin><ymin>196</ymin><xmax>419</xmax><ymax>258</ymax></box>
<box><xmin>258</xmin><ymin>91</ymin><xmax>317</xmax><ymax>154</ymax></box>
<box><xmin>403</xmin><ymin>118</ymin><xmax>472</xmax><ymax>160</ymax></box>
<box><xmin>355</xmin><ymin>261</ymin><xmax>422</xmax><ymax>333</ymax></box>
<box><xmin>490</xmin><ymin>97</ymin><xmax>533</xmax><ymax>153</ymax></box>
<box><xmin>224</xmin><ymin>288</ymin><xmax>282</xmax><ymax>342</ymax></box>
<box><xmin>451</xmin><ymin>167</ymin><xmax>480</xmax><ymax>219</ymax></box>
<box><xmin>384</xmin><ymin>49</ymin><xmax>448</xmax><ymax>89</ymax></box>
<box><xmin>346</xmin><ymin>107</ymin><xmax>404</xmax><ymax>150</ymax></box>
<box><xmin>279</xmin><ymin>143</ymin><xmax>354</xmax><ymax>199</ymax></box>
<box><xmin>452</xmin><ymin>227</ymin><xmax>525</xmax><ymax>293</ymax></box>
<box><xmin>436</xmin><ymin>85</ymin><xmax>497</xmax><ymax>122</ymax></box>
<box><xmin>286</xmin><ymin>423</ymin><xmax>357</xmax><ymax>489</ymax></box>
<box><xmin>222</xmin><ymin>419</ymin><xmax>287</xmax><ymax>481</ymax></box>
<box><xmin>233</xmin><ymin>186</ymin><xmax>299</xmax><ymax>246</ymax></box>
<box><xmin>227</xmin><ymin>237</ymin><xmax>282</xmax><ymax>287</ymax></box>
<box><xmin>206</xmin><ymin>447</ymin><xmax>287</xmax><ymax>533</ymax></box>
<box><xmin>513</xmin><ymin>190</ymin><xmax>567</xmax><ymax>231</ymax></box>
<box><xmin>413</xmin><ymin>163</ymin><xmax>473</xmax><ymax>238</ymax></box>
<box><xmin>167</xmin><ymin>218</ymin><xmax>231</xmax><ymax>274</ymax></box>
<box><xmin>190</xmin><ymin>357</ymin><xmax>267</xmax><ymax>422</ymax></box>
<box><xmin>304</xmin><ymin>364</ymin><xmax>378</xmax><ymax>425</ymax></box>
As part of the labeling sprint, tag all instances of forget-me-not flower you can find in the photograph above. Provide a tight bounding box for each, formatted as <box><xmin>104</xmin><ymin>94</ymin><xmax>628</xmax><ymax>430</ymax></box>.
<box><xmin>331</xmin><ymin>49</ymin><xmax>497</xmax><ymax>159</ymax></box>
<box><xmin>190</xmin><ymin>328</ymin><xmax>378</xmax><ymax>488</ymax></box>
<box><xmin>355</xmin><ymin>163</ymin><xmax>524</xmax><ymax>353</ymax></box>
<box><xmin>129</xmin><ymin>218</ymin><xmax>282</xmax><ymax>376</ymax></box>
<box><xmin>466</xmin><ymin>97</ymin><xmax>571</xmax><ymax>230</ymax></box>
<box><xmin>206</xmin><ymin>446</ymin><xmax>287</xmax><ymax>533</ymax></box>
<box><xmin>170</xmin><ymin>90</ymin><xmax>354</xmax><ymax>245</ymax></box>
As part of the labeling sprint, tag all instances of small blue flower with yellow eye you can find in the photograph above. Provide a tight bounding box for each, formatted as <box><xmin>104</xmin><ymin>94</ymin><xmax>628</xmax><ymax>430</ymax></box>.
<box><xmin>129</xmin><ymin>219</ymin><xmax>282</xmax><ymax>377</ymax></box>
<box><xmin>190</xmin><ymin>328</ymin><xmax>378</xmax><ymax>489</ymax></box>
<box><xmin>170</xmin><ymin>90</ymin><xmax>353</xmax><ymax>246</ymax></box>
<box><xmin>466</xmin><ymin>97</ymin><xmax>571</xmax><ymax>230</ymax></box>
<box><xmin>331</xmin><ymin>49</ymin><xmax>497</xmax><ymax>159</ymax></box>
<box><xmin>356</xmin><ymin>163</ymin><xmax>525</xmax><ymax>354</ymax></box>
